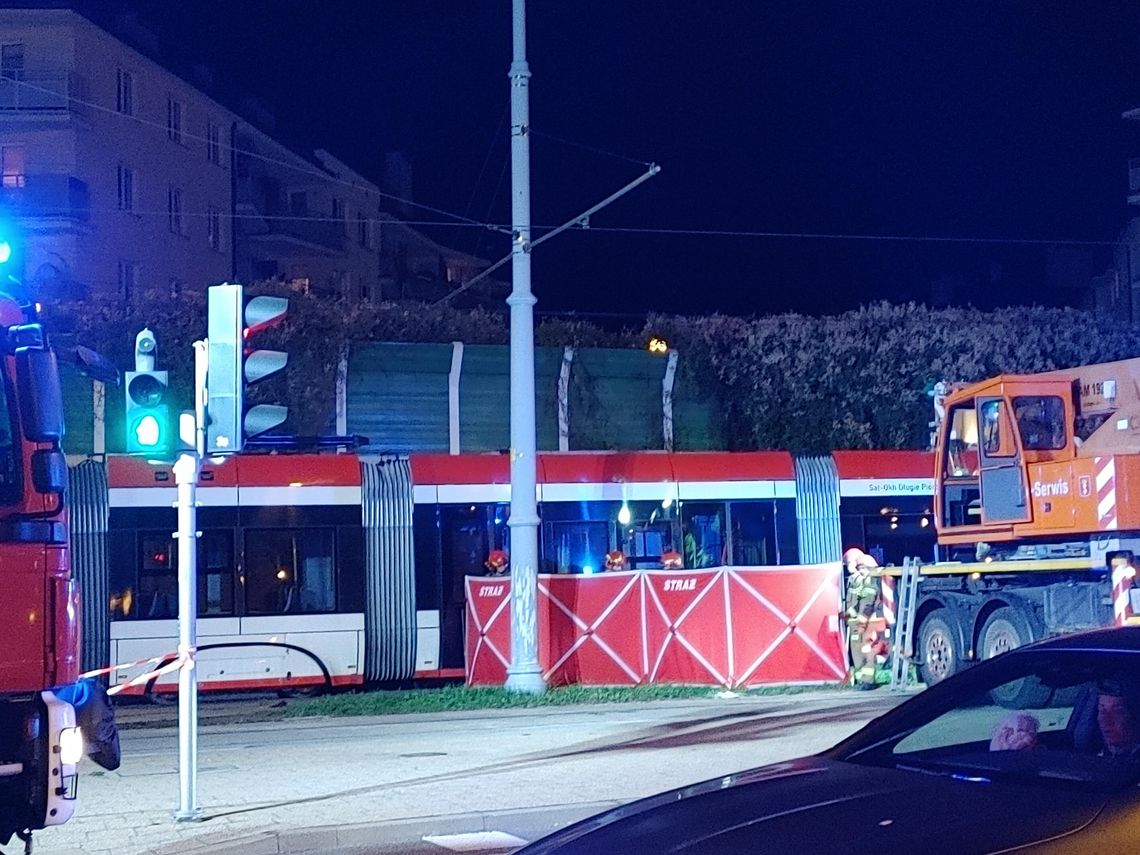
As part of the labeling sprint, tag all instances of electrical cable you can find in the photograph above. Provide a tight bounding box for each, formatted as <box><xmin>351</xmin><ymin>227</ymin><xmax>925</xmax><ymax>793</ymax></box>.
<box><xmin>529</xmin><ymin>128</ymin><xmax>653</xmax><ymax>167</ymax></box>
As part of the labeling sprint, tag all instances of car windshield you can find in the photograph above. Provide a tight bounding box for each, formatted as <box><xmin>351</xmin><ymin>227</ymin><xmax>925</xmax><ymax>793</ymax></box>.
<box><xmin>836</xmin><ymin>649</ymin><xmax>1140</xmax><ymax>792</ymax></box>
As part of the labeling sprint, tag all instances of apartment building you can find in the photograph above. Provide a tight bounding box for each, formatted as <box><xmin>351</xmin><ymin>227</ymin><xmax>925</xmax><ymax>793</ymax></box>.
<box><xmin>233</xmin><ymin>125</ymin><xmax>386</xmax><ymax>298</ymax></box>
<box><xmin>0</xmin><ymin>8</ymin><xmax>233</xmax><ymax>300</ymax></box>
<box><xmin>0</xmin><ymin>8</ymin><xmax>497</xmax><ymax>305</ymax></box>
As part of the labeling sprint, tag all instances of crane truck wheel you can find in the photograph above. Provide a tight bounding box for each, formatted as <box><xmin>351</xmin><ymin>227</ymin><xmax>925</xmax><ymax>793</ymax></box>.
<box><xmin>979</xmin><ymin>607</ymin><xmax>1050</xmax><ymax>708</ymax></box>
<box><xmin>918</xmin><ymin>613</ymin><xmax>960</xmax><ymax>686</ymax></box>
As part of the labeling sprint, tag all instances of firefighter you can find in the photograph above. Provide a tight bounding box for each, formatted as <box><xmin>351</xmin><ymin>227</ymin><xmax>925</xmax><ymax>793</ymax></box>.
<box><xmin>844</xmin><ymin>547</ymin><xmax>882</xmax><ymax>690</ymax></box>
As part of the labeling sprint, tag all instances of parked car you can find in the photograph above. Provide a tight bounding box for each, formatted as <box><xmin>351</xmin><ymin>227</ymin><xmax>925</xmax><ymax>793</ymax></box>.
<box><xmin>518</xmin><ymin>627</ymin><xmax>1140</xmax><ymax>854</ymax></box>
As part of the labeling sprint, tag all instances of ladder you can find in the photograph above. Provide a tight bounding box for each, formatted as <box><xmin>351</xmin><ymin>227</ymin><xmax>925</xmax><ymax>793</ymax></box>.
<box><xmin>890</xmin><ymin>556</ymin><xmax>922</xmax><ymax>691</ymax></box>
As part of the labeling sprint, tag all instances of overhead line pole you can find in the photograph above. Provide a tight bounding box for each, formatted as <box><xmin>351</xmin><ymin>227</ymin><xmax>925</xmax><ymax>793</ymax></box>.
<box><xmin>173</xmin><ymin>340</ymin><xmax>206</xmax><ymax>821</ymax></box>
<box><xmin>505</xmin><ymin>0</ymin><xmax>545</xmax><ymax>695</ymax></box>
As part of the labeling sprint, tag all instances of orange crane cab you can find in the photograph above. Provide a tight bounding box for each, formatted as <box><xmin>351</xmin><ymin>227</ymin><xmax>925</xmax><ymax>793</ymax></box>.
<box><xmin>935</xmin><ymin>358</ymin><xmax>1140</xmax><ymax>561</ymax></box>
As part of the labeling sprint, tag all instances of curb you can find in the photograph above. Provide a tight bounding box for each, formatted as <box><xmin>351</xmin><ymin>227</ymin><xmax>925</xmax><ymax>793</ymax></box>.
<box><xmin>142</xmin><ymin>801</ymin><xmax>623</xmax><ymax>854</ymax></box>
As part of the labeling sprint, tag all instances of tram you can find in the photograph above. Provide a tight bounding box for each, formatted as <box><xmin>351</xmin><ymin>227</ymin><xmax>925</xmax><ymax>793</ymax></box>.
<box><xmin>67</xmin><ymin>449</ymin><xmax>935</xmax><ymax>693</ymax></box>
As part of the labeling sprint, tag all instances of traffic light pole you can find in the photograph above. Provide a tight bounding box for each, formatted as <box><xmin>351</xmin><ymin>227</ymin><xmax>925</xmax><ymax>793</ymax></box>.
<box><xmin>173</xmin><ymin>341</ymin><xmax>206</xmax><ymax>822</ymax></box>
<box><xmin>504</xmin><ymin>0</ymin><xmax>545</xmax><ymax>695</ymax></box>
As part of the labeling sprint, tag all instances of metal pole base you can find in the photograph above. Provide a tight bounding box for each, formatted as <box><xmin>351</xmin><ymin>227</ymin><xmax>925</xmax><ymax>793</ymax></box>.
<box><xmin>173</xmin><ymin>808</ymin><xmax>203</xmax><ymax>823</ymax></box>
<box><xmin>504</xmin><ymin>667</ymin><xmax>546</xmax><ymax>695</ymax></box>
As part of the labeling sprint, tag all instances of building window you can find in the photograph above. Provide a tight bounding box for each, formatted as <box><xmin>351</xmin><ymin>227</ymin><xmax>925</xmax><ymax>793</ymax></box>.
<box><xmin>116</xmin><ymin>164</ymin><xmax>134</xmax><ymax>210</ymax></box>
<box><xmin>168</xmin><ymin>186</ymin><xmax>183</xmax><ymax>234</ymax></box>
<box><xmin>206</xmin><ymin>121</ymin><xmax>221</xmax><ymax>165</ymax></box>
<box><xmin>118</xmin><ymin>259</ymin><xmax>139</xmax><ymax>301</ymax></box>
<box><xmin>167</xmin><ymin>97</ymin><xmax>183</xmax><ymax>143</ymax></box>
<box><xmin>332</xmin><ymin>197</ymin><xmax>345</xmax><ymax>233</ymax></box>
<box><xmin>1</xmin><ymin>146</ymin><xmax>25</xmax><ymax>188</ymax></box>
<box><xmin>1</xmin><ymin>44</ymin><xmax>24</xmax><ymax>80</ymax></box>
<box><xmin>207</xmin><ymin>206</ymin><xmax>221</xmax><ymax>251</ymax></box>
<box><xmin>358</xmin><ymin>214</ymin><xmax>372</xmax><ymax>248</ymax></box>
<box><xmin>116</xmin><ymin>68</ymin><xmax>133</xmax><ymax>115</ymax></box>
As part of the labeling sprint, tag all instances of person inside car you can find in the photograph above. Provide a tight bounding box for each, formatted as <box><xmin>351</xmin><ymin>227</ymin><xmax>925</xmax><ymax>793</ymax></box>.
<box><xmin>1097</xmin><ymin>680</ymin><xmax>1140</xmax><ymax>759</ymax></box>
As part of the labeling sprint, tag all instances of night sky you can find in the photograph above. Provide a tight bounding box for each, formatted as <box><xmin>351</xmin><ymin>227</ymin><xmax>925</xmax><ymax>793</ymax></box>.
<box><xmin>63</xmin><ymin>2</ymin><xmax>1140</xmax><ymax>317</ymax></box>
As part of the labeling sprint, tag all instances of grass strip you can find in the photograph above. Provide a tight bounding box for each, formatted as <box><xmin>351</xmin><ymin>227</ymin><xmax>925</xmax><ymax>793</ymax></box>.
<box><xmin>285</xmin><ymin>682</ymin><xmax>837</xmax><ymax>718</ymax></box>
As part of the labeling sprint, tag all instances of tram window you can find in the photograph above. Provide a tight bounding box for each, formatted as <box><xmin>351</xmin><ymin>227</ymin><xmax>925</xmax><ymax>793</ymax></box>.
<box><xmin>730</xmin><ymin>502</ymin><xmax>776</xmax><ymax>566</ymax></box>
<box><xmin>774</xmin><ymin>499</ymin><xmax>799</xmax><ymax>565</ymax></box>
<box><xmin>337</xmin><ymin>525</ymin><xmax>366</xmax><ymax>612</ymax></box>
<box><xmin>681</xmin><ymin>502</ymin><xmax>725</xmax><ymax>568</ymax></box>
<box><xmin>244</xmin><ymin>528</ymin><xmax>336</xmax><ymax>614</ymax></box>
<box><xmin>198</xmin><ymin>530</ymin><xmax>234</xmax><ymax>616</ymax></box>
<box><xmin>440</xmin><ymin>505</ymin><xmax>491</xmax><ymax>578</ymax></box>
<box><xmin>543</xmin><ymin>521</ymin><xmax>608</xmax><ymax>574</ymax></box>
<box><xmin>137</xmin><ymin>532</ymin><xmax>177</xmax><ymax>619</ymax></box>
<box><xmin>618</xmin><ymin>501</ymin><xmax>677</xmax><ymax>569</ymax></box>
<box><xmin>114</xmin><ymin>529</ymin><xmax>237</xmax><ymax>620</ymax></box>
<box><xmin>491</xmin><ymin>503</ymin><xmax>510</xmax><ymax>552</ymax></box>
<box><xmin>413</xmin><ymin>506</ymin><xmax>442</xmax><ymax>609</ymax></box>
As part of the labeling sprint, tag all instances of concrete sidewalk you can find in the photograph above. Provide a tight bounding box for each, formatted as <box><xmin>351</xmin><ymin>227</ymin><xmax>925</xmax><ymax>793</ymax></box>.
<box><xmin>36</xmin><ymin>690</ymin><xmax>904</xmax><ymax>855</ymax></box>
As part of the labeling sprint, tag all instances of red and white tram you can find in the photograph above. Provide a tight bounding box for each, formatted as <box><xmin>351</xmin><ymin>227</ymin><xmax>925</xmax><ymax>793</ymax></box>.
<box><xmin>68</xmin><ymin>449</ymin><xmax>935</xmax><ymax>694</ymax></box>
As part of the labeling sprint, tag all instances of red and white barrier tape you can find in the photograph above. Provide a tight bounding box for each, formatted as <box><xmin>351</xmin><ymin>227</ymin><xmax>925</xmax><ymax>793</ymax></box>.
<box><xmin>106</xmin><ymin>654</ymin><xmax>190</xmax><ymax>697</ymax></box>
<box><xmin>80</xmin><ymin>651</ymin><xmax>180</xmax><ymax>681</ymax></box>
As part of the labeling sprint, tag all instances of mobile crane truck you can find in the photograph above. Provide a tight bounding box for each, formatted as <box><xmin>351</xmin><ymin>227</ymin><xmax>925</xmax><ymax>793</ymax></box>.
<box><xmin>910</xmin><ymin>356</ymin><xmax>1140</xmax><ymax>686</ymax></box>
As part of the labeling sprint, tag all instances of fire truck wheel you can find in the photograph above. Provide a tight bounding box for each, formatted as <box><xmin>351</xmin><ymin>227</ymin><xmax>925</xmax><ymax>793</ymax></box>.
<box><xmin>918</xmin><ymin>613</ymin><xmax>960</xmax><ymax>686</ymax></box>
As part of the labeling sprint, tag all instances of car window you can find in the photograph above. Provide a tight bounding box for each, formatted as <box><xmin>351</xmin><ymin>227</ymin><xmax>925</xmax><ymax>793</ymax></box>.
<box><xmin>838</xmin><ymin>650</ymin><xmax>1140</xmax><ymax>792</ymax></box>
<box><xmin>894</xmin><ymin>676</ymin><xmax>1076</xmax><ymax>754</ymax></box>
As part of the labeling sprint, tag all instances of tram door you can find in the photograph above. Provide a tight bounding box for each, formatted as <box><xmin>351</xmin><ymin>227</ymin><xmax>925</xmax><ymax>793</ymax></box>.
<box><xmin>439</xmin><ymin>504</ymin><xmax>510</xmax><ymax>669</ymax></box>
<box><xmin>439</xmin><ymin>507</ymin><xmax>484</xmax><ymax>668</ymax></box>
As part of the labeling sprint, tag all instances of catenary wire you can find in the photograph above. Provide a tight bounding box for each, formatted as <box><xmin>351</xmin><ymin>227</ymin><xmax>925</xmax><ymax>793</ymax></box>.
<box><xmin>529</xmin><ymin>128</ymin><xmax>654</xmax><ymax>167</ymax></box>
<box><xmin>11</xmin><ymin>82</ymin><xmax>1118</xmax><ymax>251</ymax></box>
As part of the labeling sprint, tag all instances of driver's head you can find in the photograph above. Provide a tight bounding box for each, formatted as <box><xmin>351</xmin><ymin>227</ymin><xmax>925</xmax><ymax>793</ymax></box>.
<box><xmin>1097</xmin><ymin>680</ymin><xmax>1140</xmax><ymax>755</ymax></box>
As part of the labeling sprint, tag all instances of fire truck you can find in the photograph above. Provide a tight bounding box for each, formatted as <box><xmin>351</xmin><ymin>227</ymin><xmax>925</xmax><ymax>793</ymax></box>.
<box><xmin>0</xmin><ymin>292</ymin><xmax>111</xmax><ymax>849</ymax></box>
<box><xmin>915</xmin><ymin>357</ymin><xmax>1140</xmax><ymax>686</ymax></box>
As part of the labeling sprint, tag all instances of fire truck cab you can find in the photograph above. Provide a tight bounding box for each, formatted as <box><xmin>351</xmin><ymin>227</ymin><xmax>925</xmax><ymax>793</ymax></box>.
<box><xmin>0</xmin><ymin>294</ymin><xmax>84</xmax><ymax>845</ymax></box>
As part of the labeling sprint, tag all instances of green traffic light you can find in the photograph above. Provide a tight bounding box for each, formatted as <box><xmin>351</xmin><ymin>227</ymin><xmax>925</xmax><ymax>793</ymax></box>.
<box><xmin>132</xmin><ymin>414</ymin><xmax>162</xmax><ymax>448</ymax></box>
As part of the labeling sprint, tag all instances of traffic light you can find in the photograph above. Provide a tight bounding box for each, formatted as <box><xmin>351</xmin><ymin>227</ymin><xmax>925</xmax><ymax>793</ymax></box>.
<box><xmin>205</xmin><ymin>283</ymin><xmax>289</xmax><ymax>455</ymax></box>
<box><xmin>124</xmin><ymin>328</ymin><xmax>171</xmax><ymax>455</ymax></box>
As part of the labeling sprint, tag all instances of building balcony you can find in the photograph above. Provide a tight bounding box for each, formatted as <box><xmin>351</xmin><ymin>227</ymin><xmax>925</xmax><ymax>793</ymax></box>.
<box><xmin>1</xmin><ymin>174</ymin><xmax>89</xmax><ymax>222</ymax></box>
<box><xmin>0</xmin><ymin>72</ymin><xmax>81</xmax><ymax>116</ymax></box>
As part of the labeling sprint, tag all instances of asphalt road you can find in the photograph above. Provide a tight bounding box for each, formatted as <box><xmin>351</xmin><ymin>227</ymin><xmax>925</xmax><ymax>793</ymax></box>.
<box><xmin>92</xmin><ymin>689</ymin><xmax>910</xmax><ymax>855</ymax></box>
